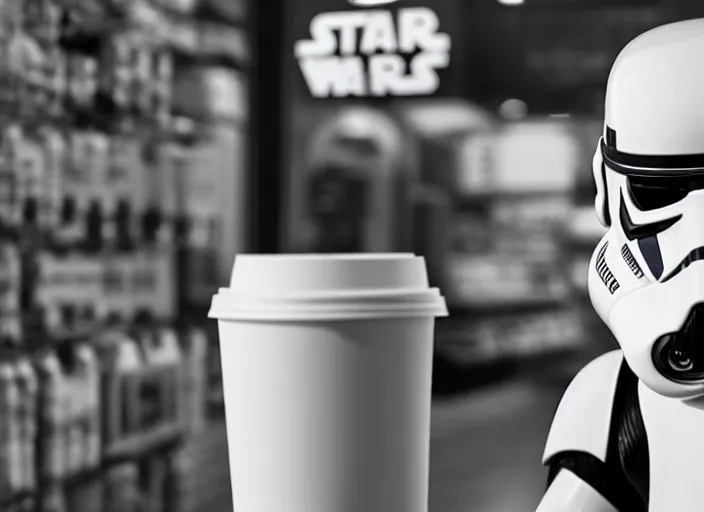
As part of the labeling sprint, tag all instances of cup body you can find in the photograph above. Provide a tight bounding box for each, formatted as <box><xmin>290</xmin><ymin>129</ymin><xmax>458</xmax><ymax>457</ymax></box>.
<box><xmin>218</xmin><ymin>317</ymin><xmax>435</xmax><ymax>512</ymax></box>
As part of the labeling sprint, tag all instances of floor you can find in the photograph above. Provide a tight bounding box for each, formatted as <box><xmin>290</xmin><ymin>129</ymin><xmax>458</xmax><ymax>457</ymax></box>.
<box><xmin>194</xmin><ymin>373</ymin><xmax>567</xmax><ymax>512</ymax></box>
<box><xmin>429</xmin><ymin>378</ymin><xmax>564</xmax><ymax>512</ymax></box>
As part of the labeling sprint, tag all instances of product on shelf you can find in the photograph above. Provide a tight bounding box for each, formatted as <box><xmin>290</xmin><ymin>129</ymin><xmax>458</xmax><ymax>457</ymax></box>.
<box><xmin>153</xmin><ymin>0</ymin><xmax>199</xmax><ymax>13</ymax></box>
<box><xmin>106</xmin><ymin>130</ymin><xmax>144</xmax><ymax>232</ymax></box>
<box><xmin>64</xmin><ymin>344</ymin><xmax>100</xmax><ymax>474</ymax></box>
<box><xmin>38</xmin><ymin>126</ymin><xmax>65</xmax><ymax>233</ymax></box>
<box><xmin>155</xmin><ymin>134</ymin><xmax>185</xmax><ymax>227</ymax></box>
<box><xmin>1</xmin><ymin>125</ymin><xmax>23</xmax><ymax>230</ymax></box>
<box><xmin>165</xmin><ymin>446</ymin><xmax>193</xmax><ymax>512</ymax></box>
<box><xmin>9</xmin><ymin>497</ymin><xmax>35</xmax><ymax>512</ymax></box>
<box><xmin>136</xmin><ymin>247</ymin><xmax>176</xmax><ymax>320</ymax></box>
<box><xmin>42</xmin><ymin>46</ymin><xmax>66</xmax><ymax>118</ymax></box>
<box><xmin>34</xmin><ymin>343</ymin><xmax>100</xmax><ymax>484</ymax></box>
<box><xmin>16</xmin><ymin>128</ymin><xmax>44</xmax><ymax>226</ymax></box>
<box><xmin>99</xmin><ymin>33</ymin><xmax>133</xmax><ymax>113</ymax></box>
<box><xmin>65</xmin><ymin>475</ymin><xmax>103</xmax><ymax>512</ymax></box>
<box><xmin>101</xmin><ymin>252</ymin><xmax>133</xmax><ymax>322</ymax></box>
<box><xmin>145</xmin><ymin>455</ymin><xmax>169</xmax><ymax>512</ymax></box>
<box><xmin>34</xmin><ymin>252</ymin><xmax>104</xmax><ymax>335</ymax></box>
<box><xmin>0</xmin><ymin>0</ymin><xmax>23</xmax><ymax>32</ymax></box>
<box><xmin>66</xmin><ymin>129</ymin><xmax>96</xmax><ymax>235</ymax></box>
<box><xmin>15</xmin><ymin>357</ymin><xmax>37</xmax><ymax>493</ymax></box>
<box><xmin>179</xmin><ymin>327</ymin><xmax>207</xmax><ymax>434</ymax></box>
<box><xmin>83</xmin><ymin>347</ymin><xmax>103</xmax><ymax>470</ymax></box>
<box><xmin>0</xmin><ymin>359</ymin><xmax>22</xmax><ymax>499</ymax></box>
<box><xmin>67</xmin><ymin>53</ymin><xmax>97</xmax><ymax>111</ymax></box>
<box><xmin>97</xmin><ymin>324</ymin><xmax>184</xmax><ymax>461</ymax></box>
<box><xmin>104</xmin><ymin>462</ymin><xmax>139</xmax><ymax>512</ymax></box>
<box><xmin>24</xmin><ymin>0</ymin><xmax>62</xmax><ymax>42</ymax></box>
<box><xmin>97</xmin><ymin>330</ymin><xmax>141</xmax><ymax>459</ymax></box>
<box><xmin>0</xmin><ymin>244</ymin><xmax>21</xmax><ymax>344</ymax></box>
<box><xmin>134</xmin><ymin>325</ymin><xmax>182</xmax><ymax>440</ymax></box>
<box><xmin>96</xmin><ymin>30</ymin><xmax>173</xmax><ymax>124</ymax></box>
<box><xmin>198</xmin><ymin>0</ymin><xmax>246</xmax><ymax>24</ymax></box>
<box><xmin>39</xmin><ymin>484</ymin><xmax>66</xmax><ymax>512</ymax></box>
<box><xmin>9</xmin><ymin>31</ymin><xmax>43</xmax><ymax>119</ymax></box>
<box><xmin>85</xmin><ymin>130</ymin><xmax>110</xmax><ymax>217</ymax></box>
<box><xmin>151</xmin><ymin>51</ymin><xmax>174</xmax><ymax>124</ymax></box>
<box><xmin>35</xmin><ymin>348</ymin><xmax>65</xmax><ymax>483</ymax></box>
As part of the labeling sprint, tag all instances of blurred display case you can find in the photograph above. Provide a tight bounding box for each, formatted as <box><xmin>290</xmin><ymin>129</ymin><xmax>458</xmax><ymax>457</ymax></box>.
<box><xmin>437</xmin><ymin>120</ymin><xmax>587</xmax><ymax>371</ymax></box>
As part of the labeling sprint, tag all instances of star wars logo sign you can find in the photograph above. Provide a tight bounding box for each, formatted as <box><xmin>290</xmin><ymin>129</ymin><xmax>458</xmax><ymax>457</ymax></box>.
<box><xmin>294</xmin><ymin>7</ymin><xmax>451</xmax><ymax>98</ymax></box>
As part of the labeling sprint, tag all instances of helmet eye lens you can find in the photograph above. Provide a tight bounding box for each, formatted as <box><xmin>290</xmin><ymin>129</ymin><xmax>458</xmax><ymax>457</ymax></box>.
<box><xmin>628</xmin><ymin>175</ymin><xmax>689</xmax><ymax>211</ymax></box>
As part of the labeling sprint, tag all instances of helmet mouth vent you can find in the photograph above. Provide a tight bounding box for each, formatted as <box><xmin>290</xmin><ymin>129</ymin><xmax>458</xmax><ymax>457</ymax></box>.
<box><xmin>653</xmin><ymin>304</ymin><xmax>704</xmax><ymax>383</ymax></box>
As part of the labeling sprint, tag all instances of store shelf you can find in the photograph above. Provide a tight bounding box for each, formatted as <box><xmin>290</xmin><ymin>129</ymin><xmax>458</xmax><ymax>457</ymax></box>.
<box><xmin>0</xmin><ymin>431</ymin><xmax>187</xmax><ymax>510</ymax></box>
<box><xmin>104</xmin><ymin>429</ymin><xmax>185</xmax><ymax>464</ymax></box>
<box><xmin>166</xmin><ymin>16</ymin><xmax>249</xmax><ymax>67</ymax></box>
<box><xmin>438</xmin><ymin>336</ymin><xmax>582</xmax><ymax>368</ymax></box>
<box><xmin>563</xmin><ymin>206</ymin><xmax>607</xmax><ymax>244</ymax></box>
<box><xmin>454</xmin><ymin>189</ymin><xmax>571</xmax><ymax>211</ymax></box>
<box><xmin>195</xmin><ymin>0</ymin><xmax>247</xmax><ymax>26</ymax></box>
<box><xmin>457</xmin><ymin>188</ymin><xmax>572</xmax><ymax>200</ymax></box>
<box><xmin>447</xmin><ymin>295</ymin><xmax>571</xmax><ymax>316</ymax></box>
<box><xmin>0</xmin><ymin>0</ymin><xmax>244</xmax><ymax>510</ymax></box>
<box><xmin>562</xmin><ymin>223</ymin><xmax>605</xmax><ymax>242</ymax></box>
<box><xmin>437</xmin><ymin>305</ymin><xmax>584</xmax><ymax>367</ymax></box>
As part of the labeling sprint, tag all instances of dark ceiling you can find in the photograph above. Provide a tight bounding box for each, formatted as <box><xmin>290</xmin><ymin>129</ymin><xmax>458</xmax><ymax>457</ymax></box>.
<box><xmin>456</xmin><ymin>0</ymin><xmax>669</xmax><ymax>114</ymax></box>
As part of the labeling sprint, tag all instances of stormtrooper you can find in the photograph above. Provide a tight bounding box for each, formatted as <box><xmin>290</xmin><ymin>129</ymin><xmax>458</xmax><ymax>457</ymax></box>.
<box><xmin>538</xmin><ymin>18</ymin><xmax>704</xmax><ymax>512</ymax></box>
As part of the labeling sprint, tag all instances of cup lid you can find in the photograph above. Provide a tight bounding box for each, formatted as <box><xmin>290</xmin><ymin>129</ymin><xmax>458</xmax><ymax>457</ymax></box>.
<box><xmin>208</xmin><ymin>253</ymin><xmax>448</xmax><ymax>321</ymax></box>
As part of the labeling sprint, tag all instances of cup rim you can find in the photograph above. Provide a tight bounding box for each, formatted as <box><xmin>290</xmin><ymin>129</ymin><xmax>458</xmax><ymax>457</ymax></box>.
<box><xmin>208</xmin><ymin>287</ymin><xmax>448</xmax><ymax>321</ymax></box>
<box><xmin>234</xmin><ymin>253</ymin><xmax>415</xmax><ymax>261</ymax></box>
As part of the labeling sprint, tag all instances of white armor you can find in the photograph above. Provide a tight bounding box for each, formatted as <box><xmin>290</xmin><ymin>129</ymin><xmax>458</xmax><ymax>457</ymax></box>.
<box><xmin>542</xmin><ymin>350</ymin><xmax>623</xmax><ymax>466</ymax></box>
<box><xmin>539</xmin><ymin>18</ymin><xmax>704</xmax><ymax>512</ymax></box>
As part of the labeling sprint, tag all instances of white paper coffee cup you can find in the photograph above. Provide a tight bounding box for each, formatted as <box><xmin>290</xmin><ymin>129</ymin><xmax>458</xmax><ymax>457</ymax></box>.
<box><xmin>209</xmin><ymin>253</ymin><xmax>447</xmax><ymax>512</ymax></box>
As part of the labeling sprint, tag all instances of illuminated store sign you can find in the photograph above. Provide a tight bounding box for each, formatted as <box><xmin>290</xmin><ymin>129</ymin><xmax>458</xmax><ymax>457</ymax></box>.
<box><xmin>294</xmin><ymin>7</ymin><xmax>451</xmax><ymax>98</ymax></box>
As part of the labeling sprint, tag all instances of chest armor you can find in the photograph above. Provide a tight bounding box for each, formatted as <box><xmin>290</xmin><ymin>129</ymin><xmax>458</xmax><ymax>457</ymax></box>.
<box><xmin>640</xmin><ymin>383</ymin><xmax>704</xmax><ymax>511</ymax></box>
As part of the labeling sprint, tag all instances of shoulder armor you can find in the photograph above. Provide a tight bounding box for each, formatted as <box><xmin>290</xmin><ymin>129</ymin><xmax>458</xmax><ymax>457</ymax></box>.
<box><xmin>542</xmin><ymin>349</ymin><xmax>624</xmax><ymax>465</ymax></box>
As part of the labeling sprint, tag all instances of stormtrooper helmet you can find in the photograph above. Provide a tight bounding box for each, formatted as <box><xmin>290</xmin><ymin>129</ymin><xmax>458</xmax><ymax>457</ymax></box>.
<box><xmin>588</xmin><ymin>18</ymin><xmax>704</xmax><ymax>399</ymax></box>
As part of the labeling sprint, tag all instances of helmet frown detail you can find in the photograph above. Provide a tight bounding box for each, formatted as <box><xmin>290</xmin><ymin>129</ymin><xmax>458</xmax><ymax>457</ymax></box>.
<box><xmin>591</xmin><ymin>18</ymin><xmax>704</xmax><ymax>399</ymax></box>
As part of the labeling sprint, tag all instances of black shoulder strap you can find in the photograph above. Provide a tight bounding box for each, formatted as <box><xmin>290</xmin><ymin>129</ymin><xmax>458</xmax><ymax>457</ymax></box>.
<box><xmin>545</xmin><ymin>357</ymin><xmax>647</xmax><ymax>512</ymax></box>
<box><xmin>613</xmin><ymin>359</ymin><xmax>649</xmax><ymax>505</ymax></box>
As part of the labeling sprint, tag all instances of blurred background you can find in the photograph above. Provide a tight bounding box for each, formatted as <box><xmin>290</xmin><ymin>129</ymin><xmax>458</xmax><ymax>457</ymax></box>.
<box><xmin>0</xmin><ymin>0</ymin><xmax>701</xmax><ymax>511</ymax></box>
